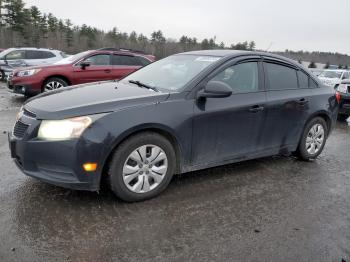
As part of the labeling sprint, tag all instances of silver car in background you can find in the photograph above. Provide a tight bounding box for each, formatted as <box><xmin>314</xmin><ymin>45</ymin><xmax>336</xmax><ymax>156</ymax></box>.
<box><xmin>0</xmin><ymin>48</ymin><xmax>66</xmax><ymax>80</ymax></box>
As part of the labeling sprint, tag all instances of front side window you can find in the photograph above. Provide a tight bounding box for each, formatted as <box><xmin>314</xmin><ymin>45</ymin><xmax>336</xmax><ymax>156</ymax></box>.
<box><xmin>122</xmin><ymin>54</ymin><xmax>221</xmax><ymax>91</ymax></box>
<box><xmin>40</xmin><ymin>51</ymin><xmax>56</xmax><ymax>59</ymax></box>
<box><xmin>5</xmin><ymin>50</ymin><xmax>25</xmax><ymax>60</ymax></box>
<box><xmin>265</xmin><ymin>63</ymin><xmax>298</xmax><ymax>90</ymax></box>
<box><xmin>84</xmin><ymin>54</ymin><xmax>110</xmax><ymax>66</ymax></box>
<box><xmin>211</xmin><ymin>62</ymin><xmax>259</xmax><ymax>93</ymax></box>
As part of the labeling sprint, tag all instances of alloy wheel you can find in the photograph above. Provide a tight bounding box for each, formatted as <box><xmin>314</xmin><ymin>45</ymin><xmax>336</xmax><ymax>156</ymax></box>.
<box><xmin>306</xmin><ymin>124</ymin><xmax>325</xmax><ymax>155</ymax></box>
<box><xmin>44</xmin><ymin>81</ymin><xmax>64</xmax><ymax>91</ymax></box>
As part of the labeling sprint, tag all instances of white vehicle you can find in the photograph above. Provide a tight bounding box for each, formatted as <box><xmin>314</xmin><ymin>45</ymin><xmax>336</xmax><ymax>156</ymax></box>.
<box><xmin>0</xmin><ymin>48</ymin><xmax>66</xmax><ymax>80</ymax></box>
<box><xmin>318</xmin><ymin>69</ymin><xmax>350</xmax><ymax>89</ymax></box>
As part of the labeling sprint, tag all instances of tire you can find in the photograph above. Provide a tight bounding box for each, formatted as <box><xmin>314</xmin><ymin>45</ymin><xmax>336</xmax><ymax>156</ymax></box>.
<box><xmin>0</xmin><ymin>70</ymin><xmax>4</xmax><ymax>81</ymax></box>
<box><xmin>337</xmin><ymin>114</ymin><xmax>349</xmax><ymax>122</ymax></box>
<box><xmin>296</xmin><ymin>117</ymin><xmax>328</xmax><ymax>161</ymax></box>
<box><xmin>108</xmin><ymin>132</ymin><xmax>176</xmax><ymax>202</ymax></box>
<box><xmin>42</xmin><ymin>77</ymin><xmax>68</xmax><ymax>92</ymax></box>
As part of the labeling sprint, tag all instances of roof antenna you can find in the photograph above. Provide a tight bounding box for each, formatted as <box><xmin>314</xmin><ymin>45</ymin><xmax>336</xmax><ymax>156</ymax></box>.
<box><xmin>266</xmin><ymin>42</ymin><xmax>274</xmax><ymax>52</ymax></box>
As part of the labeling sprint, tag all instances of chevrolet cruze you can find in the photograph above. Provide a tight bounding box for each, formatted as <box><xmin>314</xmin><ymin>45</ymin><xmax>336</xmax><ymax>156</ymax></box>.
<box><xmin>8</xmin><ymin>50</ymin><xmax>339</xmax><ymax>202</ymax></box>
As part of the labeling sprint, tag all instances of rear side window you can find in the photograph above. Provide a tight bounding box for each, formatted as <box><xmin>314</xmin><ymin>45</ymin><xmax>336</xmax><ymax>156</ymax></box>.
<box><xmin>265</xmin><ymin>63</ymin><xmax>298</xmax><ymax>90</ymax></box>
<box><xmin>111</xmin><ymin>55</ymin><xmax>142</xmax><ymax>66</ymax></box>
<box><xmin>25</xmin><ymin>50</ymin><xmax>42</xmax><ymax>59</ymax></box>
<box><xmin>40</xmin><ymin>51</ymin><xmax>56</xmax><ymax>59</ymax></box>
<box><xmin>297</xmin><ymin>71</ymin><xmax>309</xmax><ymax>88</ymax></box>
<box><xmin>137</xmin><ymin>56</ymin><xmax>151</xmax><ymax>66</ymax></box>
<box><xmin>211</xmin><ymin>62</ymin><xmax>259</xmax><ymax>94</ymax></box>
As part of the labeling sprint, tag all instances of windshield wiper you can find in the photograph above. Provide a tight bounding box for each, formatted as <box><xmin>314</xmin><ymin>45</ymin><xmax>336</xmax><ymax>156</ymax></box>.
<box><xmin>128</xmin><ymin>80</ymin><xmax>159</xmax><ymax>92</ymax></box>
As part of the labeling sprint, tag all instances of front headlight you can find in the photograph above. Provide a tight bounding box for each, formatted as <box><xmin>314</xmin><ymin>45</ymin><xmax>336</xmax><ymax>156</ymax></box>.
<box><xmin>17</xmin><ymin>69</ymin><xmax>41</xmax><ymax>77</ymax></box>
<box><xmin>338</xmin><ymin>84</ymin><xmax>349</xmax><ymax>93</ymax></box>
<box><xmin>38</xmin><ymin>116</ymin><xmax>93</xmax><ymax>140</ymax></box>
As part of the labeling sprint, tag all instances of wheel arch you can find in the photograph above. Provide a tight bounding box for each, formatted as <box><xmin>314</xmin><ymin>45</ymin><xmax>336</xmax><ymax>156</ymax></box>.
<box><xmin>42</xmin><ymin>75</ymin><xmax>71</xmax><ymax>90</ymax></box>
<box><xmin>304</xmin><ymin>110</ymin><xmax>332</xmax><ymax>137</ymax></box>
<box><xmin>100</xmin><ymin>124</ymin><xmax>183</xmax><ymax>187</ymax></box>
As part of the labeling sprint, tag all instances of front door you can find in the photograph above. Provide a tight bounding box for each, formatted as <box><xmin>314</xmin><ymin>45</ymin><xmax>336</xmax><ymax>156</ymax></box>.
<box><xmin>73</xmin><ymin>54</ymin><xmax>114</xmax><ymax>84</ymax></box>
<box><xmin>192</xmin><ymin>60</ymin><xmax>267</xmax><ymax>166</ymax></box>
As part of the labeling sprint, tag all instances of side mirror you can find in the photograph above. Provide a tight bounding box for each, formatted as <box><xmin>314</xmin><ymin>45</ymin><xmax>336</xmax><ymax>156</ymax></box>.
<box><xmin>197</xmin><ymin>81</ymin><xmax>233</xmax><ymax>99</ymax></box>
<box><xmin>80</xmin><ymin>61</ymin><xmax>91</xmax><ymax>70</ymax></box>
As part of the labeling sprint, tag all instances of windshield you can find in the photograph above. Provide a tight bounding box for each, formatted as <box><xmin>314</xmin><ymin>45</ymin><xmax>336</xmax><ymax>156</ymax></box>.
<box><xmin>54</xmin><ymin>51</ymin><xmax>91</xmax><ymax>65</ymax></box>
<box><xmin>319</xmin><ymin>71</ymin><xmax>343</xmax><ymax>79</ymax></box>
<box><xmin>122</xmin><ymin>54</ymin><xmax>221</xmax><ymax>91</ymax></box>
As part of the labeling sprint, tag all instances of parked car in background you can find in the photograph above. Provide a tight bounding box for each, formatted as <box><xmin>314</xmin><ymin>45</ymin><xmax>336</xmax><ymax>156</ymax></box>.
<box><xmin>337</xmin><ymin>79</ymin><xmax>350</xmax><ymax>121</ymax></box>
<box><xmin>318</xmin><ymin>69</ymin><xmax>350</xmax><ymax>89</ymax></box>
<box><xmin>310</xmin><ymin>68</ymin><xmax>324</xmax><ymax>77</ymax></box>
<box><xmin>7</xmin><ymin>48</ymin><xmax>155</xmax><ymax>96</ymax></box>
<box><xmin>0</xmin><ymin>47</ymin><xmax>66</xmax><ymax>81</ymax></box>
<box><xmin>8</xmin><ymin>50</ymin><xmax>339</xmax><ymax>202</ymax></box>
<box><xmin>0</xmin><ymin>60</ymin><xmax>27</xmax><ymax>81</ymax></box>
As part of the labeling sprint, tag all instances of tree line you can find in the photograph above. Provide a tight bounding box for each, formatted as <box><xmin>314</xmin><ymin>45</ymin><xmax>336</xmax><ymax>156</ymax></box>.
<box><xmin>1</xmin><ymin>0</ymin><xmax>349</xmax><ymax>67</ymax></box>
<box><xmin>0</xmin><ymin>0</ymin><xmax>255</xmax><ymax>58</ymax></box>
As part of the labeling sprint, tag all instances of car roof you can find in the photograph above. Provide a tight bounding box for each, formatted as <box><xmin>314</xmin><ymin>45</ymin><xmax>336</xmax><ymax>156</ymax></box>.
<box><xmin>179</xmin><ymin>49</ymin><xmax>303</xmax><ymax>67</ymax></box>
<box><xmin>322</xmin><ymin>69</ymin><xmax>348</xmax><ymax>72</ymax></box>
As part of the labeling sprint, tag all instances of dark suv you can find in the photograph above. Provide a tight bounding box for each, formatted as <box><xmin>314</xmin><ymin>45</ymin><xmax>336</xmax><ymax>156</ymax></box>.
<box><xmin>7</xmin><ymin>48</ymin><xmax>155</xmax><ymax>96</ymax></box>
<box><xmin>8</xmin><ymin>50</ymin><xmax>339</xmax><ymax>202</ymax></box>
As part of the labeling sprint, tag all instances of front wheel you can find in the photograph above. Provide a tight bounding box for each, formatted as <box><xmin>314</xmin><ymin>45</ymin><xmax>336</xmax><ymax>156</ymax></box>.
<box><xmin>296</xmin><ymin>117</ymin><xmax>328</xmax><ymax>161</ymax></box>
<box><xmin>42</xmin><ymin>77</ymin><xmax>68</xmax><ymax>92</ymax></box>
<box><xmin>108</xmin><ymin>132</ymin><xmax>176</xmax><ymax>202</ymax></box>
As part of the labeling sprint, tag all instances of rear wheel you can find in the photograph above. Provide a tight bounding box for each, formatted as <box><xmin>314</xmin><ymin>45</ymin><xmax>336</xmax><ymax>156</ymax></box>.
<box><xmin>43</xmin><ymin>77</ymin><xmax>68</xmax><ymax>92</ymax></box>
<box><xmin>337</xmin><ymin>114</ymin><xmax>349</xmax><ymax>122</ymax></box>
<box><xmin>0</xmin><ymin>70</ymin><xmax>4</xmax><ymax>81</ymax></box>
<box><xmin>108</xmin><ymin>132</ymin><xmax>176</xmax><ymax>202</ymax></box>
<box><xmin>296</xmin><ymin>117</ymin><xmax>328</xmax><ymax>161</ymax></box>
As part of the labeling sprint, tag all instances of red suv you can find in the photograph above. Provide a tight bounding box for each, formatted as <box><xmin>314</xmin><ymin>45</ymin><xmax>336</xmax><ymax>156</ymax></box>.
<box><xmin>7</xmin><ymin>48</ymin><xmax>155</xmax><ymax>96</ymax></box>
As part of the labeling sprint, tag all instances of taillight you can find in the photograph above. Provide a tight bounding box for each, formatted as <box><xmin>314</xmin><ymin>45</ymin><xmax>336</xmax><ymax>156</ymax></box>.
<box><xmin>335</xmin><ymin>91</ymin><xmax>341</xmax><ymax>103</ymax></box>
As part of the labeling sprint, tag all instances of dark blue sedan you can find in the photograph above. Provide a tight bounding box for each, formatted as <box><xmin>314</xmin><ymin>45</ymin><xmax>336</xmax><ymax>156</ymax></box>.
<box><xmin>8</xmin><ymin>50</ymin><xmax>339</xmax><ymax>202</ymax></box>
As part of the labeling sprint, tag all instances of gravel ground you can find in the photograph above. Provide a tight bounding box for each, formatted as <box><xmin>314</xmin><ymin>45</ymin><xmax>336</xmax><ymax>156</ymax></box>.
<box><xmin>0</xmin><ymin>82</ymin><xmax>349</xmax><ymax>262</ymax></box>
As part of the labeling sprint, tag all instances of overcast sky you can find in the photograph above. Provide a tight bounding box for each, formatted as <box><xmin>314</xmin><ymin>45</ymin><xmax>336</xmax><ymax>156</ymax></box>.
<box><xmin>24</xmin><ymin>0</ymin><xmax>350</xmax><ymax>55</ymax></box>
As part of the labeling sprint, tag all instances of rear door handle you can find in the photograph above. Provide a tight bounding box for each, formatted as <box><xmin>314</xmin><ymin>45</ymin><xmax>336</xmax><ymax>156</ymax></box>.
<box><xmin>297</xmin><ymin>98</ymin><xmax>309</xmax><ymax>105</ymax></box>
<box><xmin>249</xmin><ymin>105</ymin><xmax>264</xmax><ymax>113</ymax></box>
<box><xmin>104</xmin><ymin>69</ymin><xmax>111</xmax><ymax>73</ymax></box>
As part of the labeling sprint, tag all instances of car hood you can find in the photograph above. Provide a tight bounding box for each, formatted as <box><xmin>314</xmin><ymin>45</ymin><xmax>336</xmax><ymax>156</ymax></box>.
<box><xmin>25</xmin><ymin>81</ymin><xmax>170</xmax><ymax>120</ymax></box>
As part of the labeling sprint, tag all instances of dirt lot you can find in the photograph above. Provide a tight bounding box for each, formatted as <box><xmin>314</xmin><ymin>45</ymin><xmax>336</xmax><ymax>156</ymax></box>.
<box><xmin>0</xmin><ymin>82</ymin><xmax>350</xmax><ymax>262</ymax></box>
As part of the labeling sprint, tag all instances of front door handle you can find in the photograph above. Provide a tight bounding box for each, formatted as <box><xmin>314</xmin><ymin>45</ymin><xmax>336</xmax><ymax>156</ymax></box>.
<box><xmin>104</xmin><ymin>69</ymin><xmax>111</xmax><ymax>73</ymax></box>
<box><xmin>297</xmin><ymin>98</ymin><xmax>309</xmax><ymax>105</ymax></box>
<box><xmin>249</xmin><ymin>105</ymin><xmax>264</xmax><ymax>113</ymax></box>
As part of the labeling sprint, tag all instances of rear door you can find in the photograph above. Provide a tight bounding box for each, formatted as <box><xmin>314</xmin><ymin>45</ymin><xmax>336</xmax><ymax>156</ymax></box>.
<box><xmin>260</xmin><ymin>59</ymin><xmax>312</xmax><ymax>152</ymax></box>
<box><xmin>191</xmin><ymin>58</ymin><xmax>268</xmax><ymax>165</ymax></box>
<box><xmin>110</xmin><ymin>54</ymin><xmax>143</xmax><ymax>80</ymax></box>
<box><xmin>73</xmin><ymin>54</ymin><xmax>113</xmax><ymax>84</ymax></box>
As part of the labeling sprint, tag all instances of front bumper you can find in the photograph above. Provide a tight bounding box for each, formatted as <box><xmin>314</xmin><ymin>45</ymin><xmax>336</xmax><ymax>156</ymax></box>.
<box><xmin>339</xmin><ymin>93</ymin><xmax>350</xmax><ymax>115</ymax></box>
<box><xmin>7</xmin><ymin>76</ymin><xmax>42</xmax><ymax>96</ymax></box>
<box><xmin>8</xmin><ymin>113</ymin><xmax>103</xmax><ymax>191</ymax></box>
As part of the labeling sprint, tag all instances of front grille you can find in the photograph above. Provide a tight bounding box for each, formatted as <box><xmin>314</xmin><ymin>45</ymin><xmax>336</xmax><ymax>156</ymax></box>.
<box><xmin>13</xmin><ymin>121</ymin><xmax>29</xmax><ymax>138</ymax></box>
<box><xmin>23</xmin><ymin>108</ymin><xmax>36</xmax><ymax>118</ymax></box>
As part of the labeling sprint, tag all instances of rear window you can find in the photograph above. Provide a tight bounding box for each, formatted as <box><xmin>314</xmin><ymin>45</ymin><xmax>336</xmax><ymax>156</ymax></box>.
<box><xmin>265</xmin><ymin>63</ymin><xmax>298</xmax><ymax>90</ymax></box>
